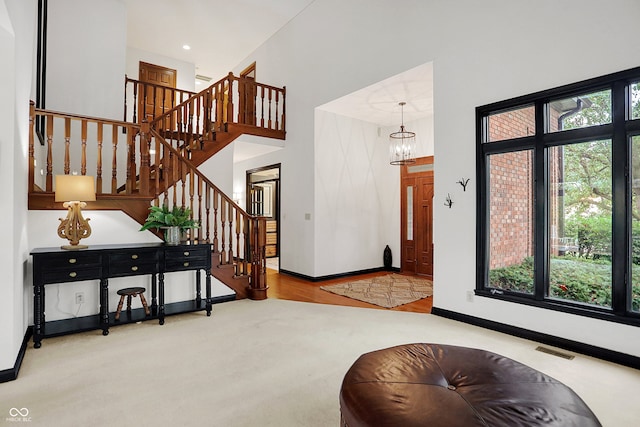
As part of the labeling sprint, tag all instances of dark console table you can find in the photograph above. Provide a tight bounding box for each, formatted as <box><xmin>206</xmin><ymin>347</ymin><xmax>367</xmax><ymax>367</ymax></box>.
<box><xmin>31</xmin><ymin>242</ymin><xmax>227</xmax><ymax>348</ymax></box>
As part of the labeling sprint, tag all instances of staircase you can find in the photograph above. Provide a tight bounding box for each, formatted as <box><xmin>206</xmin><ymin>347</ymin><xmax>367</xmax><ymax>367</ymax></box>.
<box><xmin>28</xmin><ymin>72</ymin><xmax>286</xmax><ymax>299</ymax></box>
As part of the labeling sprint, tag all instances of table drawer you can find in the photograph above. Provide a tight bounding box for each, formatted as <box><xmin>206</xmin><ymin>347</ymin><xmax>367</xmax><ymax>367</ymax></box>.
<box><xmin>39</xmin><ymin>252</ymin><xmax>102</xmax><ymax>270</ymax></box>
<box><xmin>109</xmin><ymin>262</ymin><xmax>156</xmax><ymax>277</ymax></box>
<box><xmin>109</xmin><ymin>249</ymin><xmax>157</xmax><ymax>264</ymax></box>
<box><xmin>43</xmin><ymin>267</ymin><xmax>102</xmax><ymax>284</ymax></box>
<box><xmin>165</xmin><ymin>258</ymin><xmax>208</xmax><ymax>271</ymax></box>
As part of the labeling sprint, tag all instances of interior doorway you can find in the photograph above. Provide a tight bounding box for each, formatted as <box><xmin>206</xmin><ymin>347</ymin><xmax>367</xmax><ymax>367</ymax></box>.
<box><xmin>246</xmin><ymin>164</ymin><xmax>280</xmax><ymax>269</ymax></box>
<box><xmin>138</xmin><ymin>61</ymin><xmax>177</xmax><ymax>123</ymax></box>
<box><xmin>401</xmin><ymin>156</ymin><xmax>434</xmax><ymax>277</ymax></box>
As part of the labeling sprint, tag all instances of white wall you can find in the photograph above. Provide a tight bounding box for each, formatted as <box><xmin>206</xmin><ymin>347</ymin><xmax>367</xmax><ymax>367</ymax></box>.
<box><xmin>46</xmin><ymin>0</ymin><xmax>126</xmax><ymax>119</ymax></box>
<box><xmin>232</xmin><ymin>0</ymin><xmax>640</xmax><ymax>357</ymax></box>
<box><xmin>0</xmin><ymin>0</ymin><xmax>35</xmax><ymax>372</ymax></box>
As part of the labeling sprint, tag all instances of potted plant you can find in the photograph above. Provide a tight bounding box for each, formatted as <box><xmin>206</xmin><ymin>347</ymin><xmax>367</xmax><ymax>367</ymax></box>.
<box><xmin>140</xmin><ymin>205</ymin><xmax>199</xmax><ymax>245</ymax></box>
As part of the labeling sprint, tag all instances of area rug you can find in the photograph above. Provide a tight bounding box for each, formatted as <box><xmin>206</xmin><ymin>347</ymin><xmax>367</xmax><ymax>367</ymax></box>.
<box><xmin>320</xmin><ymin>274</ymin><xmax>433</xmax><ymax>308</ymax></box>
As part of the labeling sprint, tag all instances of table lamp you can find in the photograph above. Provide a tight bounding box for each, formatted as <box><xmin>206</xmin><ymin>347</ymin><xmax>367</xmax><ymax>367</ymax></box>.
<box><xmin>55</xmin><ymin>175</ymin><xmax>96</xmax><ymax>250</ymax></box>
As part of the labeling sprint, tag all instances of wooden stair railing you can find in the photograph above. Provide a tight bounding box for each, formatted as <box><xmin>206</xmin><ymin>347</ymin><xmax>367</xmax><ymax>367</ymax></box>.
<box><xmin>145</xmin><ymin>127</ymin><xmax>268</xmax><ymax>299</ymax></box>
<box><xmin>28</xmin><ymin>101</ymin><xmax>268</xmax><ymax>299</ymax></box>
<box><xmin>150</xmin><ymin>72</ymin><xmax>286</xmax><ymax>167</ymax></box>
<box><xmin>124</xmin><ymin>76</ymin><xmax>197</xmax><ymax>125</ymax></box>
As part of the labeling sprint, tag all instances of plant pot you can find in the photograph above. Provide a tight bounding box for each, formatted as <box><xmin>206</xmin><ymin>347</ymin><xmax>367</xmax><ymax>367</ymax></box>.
<box><xmin>163</xmin><ymin>226</ymin><xmax>181</xmax><ymax>246</ymax></box>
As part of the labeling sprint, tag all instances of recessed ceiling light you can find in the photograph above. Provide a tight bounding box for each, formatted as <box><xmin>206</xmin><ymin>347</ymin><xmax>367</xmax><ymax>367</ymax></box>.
<box><xmin>182</xmin><ymin>44</ymin><xmax>191</xmax><ymax>50</ymax></box>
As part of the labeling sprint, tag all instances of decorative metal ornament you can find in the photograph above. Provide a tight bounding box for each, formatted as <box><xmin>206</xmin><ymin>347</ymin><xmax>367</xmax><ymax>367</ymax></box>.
<box><xmin>389</xmin><ymin>102</ymin><xmax>416</xmax><ymax>165</ymax></box>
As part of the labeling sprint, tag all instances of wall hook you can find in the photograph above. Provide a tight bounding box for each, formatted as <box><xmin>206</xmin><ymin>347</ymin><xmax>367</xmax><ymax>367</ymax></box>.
<box><xmin>444</xmin><ymin>193</ymin><xmax>453</xmax><ymax>208</ymax></box>
<box><xmin>457</xmin><ymin>178</ymin><xmax>470</xmax><ymax>191</ymax></box>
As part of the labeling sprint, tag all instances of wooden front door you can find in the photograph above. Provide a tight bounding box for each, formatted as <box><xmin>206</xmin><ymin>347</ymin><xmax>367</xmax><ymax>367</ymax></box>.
<box><xmin>401</xmin><ymin>156</ymin><xmax>434</xmax><ymax>277</ymax></box>
<box><xmin>138</xmin><ymin>62</ymin><xmax>177</xmax><ymax>123</ymax></box>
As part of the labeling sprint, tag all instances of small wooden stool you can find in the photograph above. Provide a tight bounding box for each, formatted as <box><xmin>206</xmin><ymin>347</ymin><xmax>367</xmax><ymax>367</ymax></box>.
<box><xmin>115</xmin><ymin>287</ymin><xmax>150</xmax><ymax>321</ymax></box>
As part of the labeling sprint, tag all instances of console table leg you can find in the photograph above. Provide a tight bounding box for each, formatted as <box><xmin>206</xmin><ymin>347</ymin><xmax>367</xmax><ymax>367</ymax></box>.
<box><xmin>205</xmin><ymin>271</ymin><xmax>212</xmax><ymax>316</ymax></box>
<box><xmin>158</xmin><ymin>272</ymin><xmax>165</xmax><ymax>325</ymax></box>
<box><xmin>33</xmin><ymin>283</ymin><xmax>44</xmax><ymax>348</ymax></box>
<box><xmin>100</xmin><ymin>279</ymin><xmax>110</xmax><ymax>335</ymax></box>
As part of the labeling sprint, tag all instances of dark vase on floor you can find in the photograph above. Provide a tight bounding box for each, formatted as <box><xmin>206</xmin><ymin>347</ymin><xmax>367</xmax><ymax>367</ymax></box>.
<box><xmin>383</xmin><ymin>245</ymin><xmax>392</xmax><ymax>271</ymax></box>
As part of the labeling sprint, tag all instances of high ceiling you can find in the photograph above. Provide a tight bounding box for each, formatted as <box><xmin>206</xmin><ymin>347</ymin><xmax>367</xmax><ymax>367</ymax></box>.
<box><xmin>122</xmin><ymin>0</ymin><xmax>433</xmax><ymax>161</ymax></box>
<box><xmin>122</xmin><ymin>0</ymin><xmax>316</xmax><ymax>81</ymax></box>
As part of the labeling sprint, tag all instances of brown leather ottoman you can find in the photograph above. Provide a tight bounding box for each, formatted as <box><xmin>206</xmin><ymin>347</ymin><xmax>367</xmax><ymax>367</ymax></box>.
<box><xmin>339</xmin><ymin>343</ymin><xmax>601</xmax><ymax>427</ymax></box>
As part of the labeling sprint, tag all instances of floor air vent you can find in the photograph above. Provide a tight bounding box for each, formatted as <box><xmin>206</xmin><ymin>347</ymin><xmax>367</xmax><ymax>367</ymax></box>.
<box><xmin>535</xmin><ymin>346</ymin><xmax>575</xmax><ymax>360</ymax></box>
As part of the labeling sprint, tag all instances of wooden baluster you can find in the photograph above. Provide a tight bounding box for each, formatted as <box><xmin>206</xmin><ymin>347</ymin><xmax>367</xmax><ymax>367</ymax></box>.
<box><xmin>260</xmin><ymin>86</ymin><xmax>265</xmax><ymax>128</ymax></box>
<box><xmin>275</xmin><ymin>91</ymin><xmax>280</xmax><ymax>131</ymax></box>
<box><xmin>267</xmin><ymin>89</ymin><xmax>273</xmax><ymax>130</ymax></box>
<box><xmin>139</xmin><ymin>121</ymin><xmax>150</xmax><ymax>196</ymax></box>
<box><xmin>205</xmin><ymin>186</ymin><xmax>211</xmax><ymax>243</ymax></box>
<box><xmin>189</xmin><ymin>169</ymin><xmax>195</xmax><ymax>242</ymax></box>
<box><xmin>111</xmin><ymin>125</ymin><xmax>118</xmax><ymax>193</ymax></box>
<box><xmin>197</xmin><ymin>176</ymin><xmax>203</xmax><ymax>243</ymax></box>
<box><xmin>46</xmin><ymin>115</ymin><xmax>53</xmax><ymax>192</ymax></box>
<box><xmin>96</xmin><ymin>123</ymin><xmax>103</xmax><ymax>194</ymax></box>
<box><xmin>64</xmin><ymin>118</ymin><xmax>71</xmax><ymax>175</ymax></box>
<box><xmin>213</xmin><ymin>191</ymin><xmax>219</xmax><ymax>252</ymax></box>
<box><xmin>195</xmin><ymin>95</ymin><xmax>202</xmax><ymax>148</ymax></box>
<box><xmin>132</xmin><ymin>81</ymin><xmax>138</xmax><ymax>123</ymax></box>
<box><xmin>235</xmin><ymin>208</ymin><xmax>241</xmax><ymax>276</ymax></box>
<box><xmin>220</xmin><ymin>198</ymin><xmax>227</xmax><ymax>264</ymax></box>
<box><xmin>181</xmin><ymin>162</ymin><xmax>187</xmax><ymax>207</ymax></box>
<box><xmin>81</xmin><ymin>120</ymin><xmax>87</xmax><ymax>176</ymax></box>
<box><xmin>29</xmin><ymin>102</ymin><xmax>35</xmax><ymax>192</ymax></box>
<box><xmin>227</xmin><ymin>200</ymin><xmax>234</xmax><ymax>267</ymax></box>
<box><xmin>154</xmin><ymin>137</ymin><xmax>161</xmax><ymax>196</ymax></box>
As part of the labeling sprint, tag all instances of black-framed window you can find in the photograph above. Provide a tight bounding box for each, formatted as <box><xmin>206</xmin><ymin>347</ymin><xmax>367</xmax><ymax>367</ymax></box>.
<box><xmin>476</xmin><ymin>67</ymin><xmax>640</xmax><ymax>326</ymax></box>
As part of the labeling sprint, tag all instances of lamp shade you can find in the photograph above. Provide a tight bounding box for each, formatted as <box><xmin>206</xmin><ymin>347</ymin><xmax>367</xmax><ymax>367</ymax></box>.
<box><xmin>55</xmin><ymin>175</ymin><xmax>96</xmax><ymax>202</ymax></box>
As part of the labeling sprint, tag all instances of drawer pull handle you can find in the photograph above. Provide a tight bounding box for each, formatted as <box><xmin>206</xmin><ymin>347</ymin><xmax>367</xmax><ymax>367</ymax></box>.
<box><xmin>183</xmin><ymin>262</ymin><xmax>190</xmax><ymax>267</ymax></box>
<box><xmin>184</xmin><ymin>251</ymin><xmax>190</xmax><ymax>256</ymax></box>
<box><xmin>68</xmin><ymin>258</ymin><xmax>77</xmax><ymax>264</ymax></box>
<box><xmin>131</xmin><ymin>254</ymin><xmax>138</xmax><ymax>260</ymax></box>
<box><xmin>69</xmin><ymin>272</ymin><xmax>77</xmax><ymax>278</ymax></box>
<box><xmin>131</xmin><ymin>266</ymin><xmax>138</xmax><ymax>272</ymax></box>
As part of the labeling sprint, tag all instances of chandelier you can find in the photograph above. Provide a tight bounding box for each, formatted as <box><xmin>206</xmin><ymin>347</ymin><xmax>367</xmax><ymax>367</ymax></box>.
<box><xmin>389</xmin><ymin>101</ymin><xmax>416</xmax><ymax>165</ymax></box>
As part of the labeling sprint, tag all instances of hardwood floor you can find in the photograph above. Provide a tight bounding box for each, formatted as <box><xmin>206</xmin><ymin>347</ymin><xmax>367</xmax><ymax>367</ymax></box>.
<box><xmin>265</xmin><ymin>268</ymin><xmax>432</xmax><ymax>313</ymax></box>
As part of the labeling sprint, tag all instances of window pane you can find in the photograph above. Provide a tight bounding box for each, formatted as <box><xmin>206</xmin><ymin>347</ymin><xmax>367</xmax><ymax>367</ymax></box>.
<box><xmin>487</xmin><ymin>150</ymin><xmax>534</xmax><ymax>293</ymax></box>
<box><xmin>485</xmin><ymin>105</ymin><xmax>535</xmax><ymax>142</ymax></box>
<box><xmin>631</xmin><ymin>136</ymin><xmax>640</xmax><ymax>312</ymax></box>
<box><xmin>548</xmin><ymin>89</ymin><xmax>611</xmax><ymax>132</ymax></box>
<box><xmin>632</xmin><ymin>82</ymin><xmax>640</xmax><ymax>120</ymax></box>
<box><xmin>548</xmin><ymin>140</ymin><xmax>612</xmax><ymax>308</ymax></box>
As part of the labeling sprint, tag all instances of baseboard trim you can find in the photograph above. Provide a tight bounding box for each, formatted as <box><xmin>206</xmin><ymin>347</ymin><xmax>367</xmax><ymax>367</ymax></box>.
<box><xmin>431</xmin><ymin>307</ymin><xmax>640</xmax><ymax>370</ymax></box>
<box><xmin>0</xmin><ymin>326</ymin><xmax>33</xmax><ymax>383</ymax></box>
<box><xmin>278</xmin><ymin>266</ymin><xmax>400</xmax><ymax>282</ymax></box>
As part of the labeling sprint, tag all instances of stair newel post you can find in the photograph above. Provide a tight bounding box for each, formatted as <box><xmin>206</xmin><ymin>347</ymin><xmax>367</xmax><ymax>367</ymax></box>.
<box><xmin>139</xmin><ymin>120</ymin><xmax>151</xmax><ymax>196</ymax></box>
<box><xmin>29</xmin><ymin>101</ymin><xmax>35</xmax><ymax>193</ymax></box>
<box><xmin>226</xmin><ymin>72</ymin><xmax>235</xmax><ymax>125</ymax></box>
<box><xmin>242</xmin><ymin>215</ymin><xmax>249</xmax><ymax>276</ymax></box>
<box><xmin>45</xmin><ymin>114</ymin><xmax>53</xmax><ymax>192</ymax></box>
<box><xmin>249</xmin><ymin>216</ymin><xmax>268</xmax><ymax>300</ymax></box>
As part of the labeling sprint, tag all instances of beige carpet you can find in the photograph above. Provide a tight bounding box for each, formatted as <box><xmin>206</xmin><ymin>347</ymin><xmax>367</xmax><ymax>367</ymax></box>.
<box><xmin>3</xmin><ymin>299</ymin><xmax>640</xmax><ymax>426</ymax></box>
<box><xmin>320</xmin><ymin>273</ymin><xmax>433</xmax><ymax>308</ymax></box>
